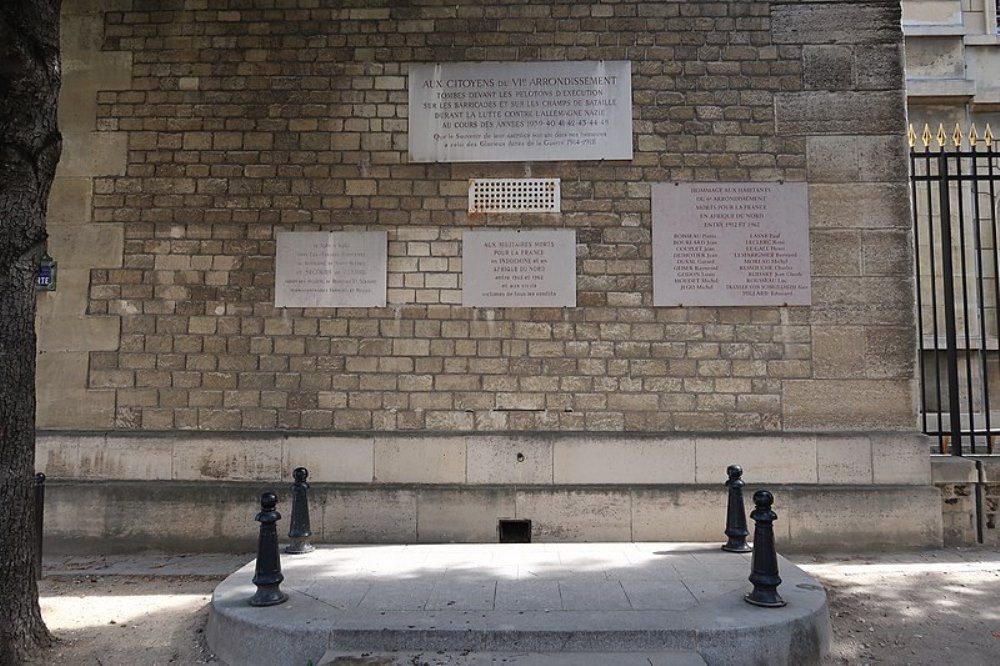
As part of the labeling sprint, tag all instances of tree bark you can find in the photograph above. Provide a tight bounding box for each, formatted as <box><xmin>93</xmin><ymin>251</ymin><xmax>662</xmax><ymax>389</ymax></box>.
<box><xmin>0</xmin><ymin>0</ymin><xmax>62</xmax><ymax>662</ymax></box>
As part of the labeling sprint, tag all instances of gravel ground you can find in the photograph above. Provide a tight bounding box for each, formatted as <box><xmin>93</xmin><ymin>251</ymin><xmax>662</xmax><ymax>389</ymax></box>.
<box><xmin>23</xmin><ymin>547</ymin><xmax>1000</xmax><ymax>665</ymax></box>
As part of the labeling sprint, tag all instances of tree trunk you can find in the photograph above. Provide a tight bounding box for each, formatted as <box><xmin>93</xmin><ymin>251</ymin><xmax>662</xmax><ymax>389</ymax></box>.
<box><xmin>0</xmin><ymin>0</ymin><xmax>62</xmax><ymax>662</ymax></box>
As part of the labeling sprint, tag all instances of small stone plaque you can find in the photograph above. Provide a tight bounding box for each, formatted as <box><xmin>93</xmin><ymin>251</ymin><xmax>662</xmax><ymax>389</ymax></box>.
<box><xmin>274</xmin><ymin>231</ymin><xmax>387</xmax><ymax>308</ymax></box>
<box><xmin>462</xmin><ymin>230</ymin><xmax>576</xmax><ymax>307</ymax></box>
<box><xmin>652</xmin><ymin>182</ymin><xmax>811</xmax><ymax>306</ymax></box>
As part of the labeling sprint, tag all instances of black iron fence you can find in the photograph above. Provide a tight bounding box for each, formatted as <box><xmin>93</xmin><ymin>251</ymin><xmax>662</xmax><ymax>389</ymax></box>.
<box><xmin>910</xmin><ymin>123</ymin><xmax>1000</xmax><ymax>455</ymax></box>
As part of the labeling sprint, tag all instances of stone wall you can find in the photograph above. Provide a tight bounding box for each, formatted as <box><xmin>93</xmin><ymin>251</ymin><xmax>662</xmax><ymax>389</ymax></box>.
<box><xmin>37</xmin><ymin>0</ymin><xmax>915</xmax><ymax>436</ymax></box>
<box><xmin>932</xmin><ymin>456</ymin><xmax>1000</xmax><ymax>547</ymax></box>
<box><xmin>37</xmin><ymin>0</ymin><xmax>941</xmax><ymax>550</ymax></box>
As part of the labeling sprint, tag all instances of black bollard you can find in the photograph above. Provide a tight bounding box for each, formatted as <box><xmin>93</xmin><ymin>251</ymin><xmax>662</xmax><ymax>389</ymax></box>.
<box><xmin>745</xmin><ymin>490</ymin><xmax>786</xmax><ymax>608</ymax></box>
<box><xmin>35</xmin><ymin>473</ymin><xmax>45</xmax><ymax>580</ymax></box>
<box><xmin>285</xmin><ymin>467</ymin><xmax>315</xmax><ymax>554</ymax></box>
<box><xmin>250</xmin><ymin>492</ymin><xmax>288</xmax><ymax>607</ymax></box>
<box><xmin>721</xmin><ymin>464</ymin><xmax>752</xmax><ymax>553</ymax></box>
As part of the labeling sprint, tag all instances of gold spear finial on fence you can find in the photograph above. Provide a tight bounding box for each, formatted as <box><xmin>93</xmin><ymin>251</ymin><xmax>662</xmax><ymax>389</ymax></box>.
<box><xmin>907</xmin><ymin>121</ymin><xmax>998</xmax><ymax>150</ymax></box>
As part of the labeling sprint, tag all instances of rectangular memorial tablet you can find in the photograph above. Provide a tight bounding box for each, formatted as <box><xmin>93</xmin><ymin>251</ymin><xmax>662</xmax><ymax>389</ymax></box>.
<box><xmin>274</xmin><ymin>231</ymin><xmax>387</xmax><ymax>308</ymax></box>
<box><xmin>652</xmin><ymin>182</ymin><xmax>811</xmax><ymax>307</ymax></box>
<box><xmin>409</xmin><ymin>61</ymin><xmax>633</xmax><ymax>163</ymax></box>
<box><xmin>462</xmin><ymin>229</ymin><xmax>577</xmax><ymax>307</ymax></box>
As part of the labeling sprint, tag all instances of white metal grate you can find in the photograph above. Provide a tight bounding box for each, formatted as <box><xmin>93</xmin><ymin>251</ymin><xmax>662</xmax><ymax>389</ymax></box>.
<box><xmin>468</xmin><ymin>178</ymin><xmax>561</xmax><ymax>213</ymax></box>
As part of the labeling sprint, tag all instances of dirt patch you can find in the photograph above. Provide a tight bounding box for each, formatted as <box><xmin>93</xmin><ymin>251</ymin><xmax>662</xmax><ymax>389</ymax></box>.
<box><xmin>796</xmin><ymin>550</ymin><xmax>1000</xmax><ymax>666</ymax></box>
<box><xmin>28</xmin><ymin>575</ymin><xmax>219</xmax><ymax>666</ymax></box>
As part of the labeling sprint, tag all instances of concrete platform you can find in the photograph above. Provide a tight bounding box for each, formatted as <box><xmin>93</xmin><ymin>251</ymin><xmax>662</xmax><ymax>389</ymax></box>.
<box><xmin>207</xmin><ymin>543</ymin><xmax>831</xmax><ymax>666</ymax></box>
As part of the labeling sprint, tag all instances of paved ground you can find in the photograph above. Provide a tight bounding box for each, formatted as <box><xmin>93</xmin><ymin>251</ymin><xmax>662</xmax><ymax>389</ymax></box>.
<box><xmin>28</xmin><ymin>545</ymin><xmax>1000</xmax><ymax>666</ymax></box>
<box><xmin>208</xmin><ymin>543</ymin><xmax>829</xmax><ymax>665</ymax></box>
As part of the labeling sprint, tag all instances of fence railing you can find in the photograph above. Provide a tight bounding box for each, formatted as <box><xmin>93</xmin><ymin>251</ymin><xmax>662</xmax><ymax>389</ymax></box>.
<box><xmin>910</xmin><ymin>123</ymin><xmax>1000</xmax><ymax>455</ymax></box>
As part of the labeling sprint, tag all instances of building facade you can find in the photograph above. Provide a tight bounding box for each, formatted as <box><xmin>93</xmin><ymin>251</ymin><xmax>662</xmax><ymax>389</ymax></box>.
<box><xmin>903</xmin><ymin>0</ymin><xmax>1000</xmax><ymax>129</ymax></box>
<box><xmin>38</xmin><ymin>0</ymin><xmax>943</xmax><ymax>552</ymax></box>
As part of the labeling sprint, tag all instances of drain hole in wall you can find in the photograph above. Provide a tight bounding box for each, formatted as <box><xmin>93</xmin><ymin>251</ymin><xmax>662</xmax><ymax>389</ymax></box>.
<box><xmin>498</xmin><ymin>519</ymin><xmax>532</xmax><ymax>543</ymax></box>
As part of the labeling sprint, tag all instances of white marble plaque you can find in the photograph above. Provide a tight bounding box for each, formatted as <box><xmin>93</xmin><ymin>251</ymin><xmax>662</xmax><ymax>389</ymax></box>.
<box><xmin>652</xmin><ymin>182</ymin><xmax>811</xmax><ymax>306</ymax></box>
<box><xmin>409</xmin><ymin>61</ymin><xmax>632</xmax><ymax>163</ymax></box>
<box><xmin>463</xmin><ymin>230</ymin><xmax>576</xmax><ymax>307</ymax></box>
<box><xmin>274</xmin><ymin>231</ymin><xmax>387</xmax><ymax>308</ymax></box>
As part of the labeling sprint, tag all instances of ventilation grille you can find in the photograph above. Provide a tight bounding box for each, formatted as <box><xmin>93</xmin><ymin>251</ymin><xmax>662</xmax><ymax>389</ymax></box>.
<box><xmin>468</xmin><ymin>178</ymin><xmax>561</xmax><ymax>213</ymax></box>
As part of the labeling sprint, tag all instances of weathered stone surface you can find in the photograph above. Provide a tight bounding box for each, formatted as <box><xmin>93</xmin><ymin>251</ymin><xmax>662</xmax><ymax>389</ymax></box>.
<box><xmin>39</xmin><ymin>480</ymin><xmax>941</xmax><ymax>552</ymax></box>
<box><xmin>417</xmin><ymin>488</ymin><xmax>515</xmax><ymax>542</ymax></box>
<box><xmin>466</xmin><ymin>436</ymin><xmax>553</xmax><ymax>485</ymax></box>
<box><xmin>772</xmin><ymin>3</ymin><xmax>903</xmax><ymax>46</ymax></box>
<box><xmin>870</xmin><ymin>433</ymin><xmax>933</xmax><ymax>484</ymax></box>
<box><xmin>374</xmin><ymin>437</ymin><xmax>466</xmax><ymax>484</ymax></box>
<box><xmin>47</xmin><ymin>177</ymin><xmax>94</xmax><ymax>225</ymax></box>
<box><xmin>321</xmin><ymin>488</ymin><xmax>418</xmax><ymax>543</ymax></box>
<box><xmin>776</xmin><ymin>91</ymin><xmax>906</xmax><ymax>135</ymax></box>
<box><xmin>514</xmin><ymin>489</ymin><xmax>632</xmax><ymax>541</ymax></box>
<box><xmin>803</xmin><ymin>46</ymin><xmax>854</xmax><ymax>90</ymax></box>
<box><xmin>694</xmin><ymin>436</ymin><xmax>819</xmax><ymax>484</ymax></box>
<box><xmin>816</xmin><ymin>435</ymin><xmax>875</xmax><ymax>484</ymax></box>
<box><xmin>47</xmin><ymin>224</ymin><xmax>124</xmax><ymax>267</ymax></box>
<box><xmin>171</xmin><ymin>438</ymin><xmax>283</xmax><ymax>481</ymax></box>
<box><xmin>36</xmin><ymin>388</ymin><xmax>116</xmax><ymax>429</ymax></box>
<box><xmin>77</xmin><ymin>436</ymin><xmax>173</xmax><ymax>480</ymax></box>
<box><xmin>630</xmin><ymin>487</ymin><xmax>741</xmax><ymax>542</ymax></box>
<box><xmin>553</xmin><ymin>438</ymin><xmax>695</xmax><ymax>484</ymax></box>
<box><xmin>783</xmin><ymin>486</ymin><xmax>942</xmax><ymax>549</ymax></box>
<box><xmin>812</xmin><ymin>326</ymin><xmax>866</xmax><ymax>378</ymax></box>
<box><xmin>283</xmin><ymin>436</ymin><xmax>374</xmax><ymax>483</ymax></box>
<box><xmin>783</xmin><ymin>380</ymin><xmax>916</xmax><ymax>430</ymax></box>
<box><xmin>810</xmin><ymin>230</ymin><xmax>863</xmax><ymax>279</ymax></box>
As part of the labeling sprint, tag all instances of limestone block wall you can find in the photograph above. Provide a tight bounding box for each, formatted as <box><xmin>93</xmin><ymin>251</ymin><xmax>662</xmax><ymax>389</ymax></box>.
<box><xmin>36</xmin><ymin>0</ymin><xmax>133</xmax><ymax>428</ymax></box>
<box><xmin>38</xmin><ymin>0</ymin><xmax>916</xmax><ymax>436</ymax></box>
<box><xmin>37</xmin><ymin>432</ymin><xmax>943</xmax><ymax>552</ymax></box>
<box><xmin>932</xmin><ymin>456</ymin><xmax>1000</xmax><ymax>547</ymax></box>
<box><xmin>32</xmin><ymin>0</ymin><xmax>947</xmax><ymax>551</ymax></box>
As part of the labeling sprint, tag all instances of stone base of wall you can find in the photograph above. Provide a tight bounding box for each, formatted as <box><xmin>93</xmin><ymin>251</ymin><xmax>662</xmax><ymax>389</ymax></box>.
<box><xmin>37</xmin><ymin>431</ymin><xmax>934</xmax><ymax>486</ymax></box>
<box><xmin>37</xmin><ymin>432</ymin><xmax>942</xmax><ymax>552</ymax></box>
<box><xmin>932</xmin><ymin>456</ymin><xmax>1000</xmax><ymax>547</ymax></box>
<box><xmin>41</xmin><ymin>481</ymin><xmax>942</xmax><ymax>554</ymax></box>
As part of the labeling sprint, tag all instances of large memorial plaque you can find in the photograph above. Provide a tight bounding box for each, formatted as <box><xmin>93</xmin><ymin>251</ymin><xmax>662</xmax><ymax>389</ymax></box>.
<box><xmin>274</xmin><ymin>231</ymin><xmax>387</xmax><ymax>308</ymax></box>
<box><xmin>463</xmin><ymin>230</ymin><xmax>576</xmax><ymax>307</ymax></box>
<box><xmin>409</xmin><ymin>61</ymin><xmax>632</xmax><ymax>163</ymax></box>
<box><xmin>652</xmin><ymin>182</ymin><xmax>810</xmax><ymax>306</ymax></box>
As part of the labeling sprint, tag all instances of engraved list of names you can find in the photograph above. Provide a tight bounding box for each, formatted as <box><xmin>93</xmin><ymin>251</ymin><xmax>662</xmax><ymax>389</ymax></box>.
<box><xmin>652</xmin><ymin>182</ymin><xmax>810</xmax><ymax>307</ymax></box>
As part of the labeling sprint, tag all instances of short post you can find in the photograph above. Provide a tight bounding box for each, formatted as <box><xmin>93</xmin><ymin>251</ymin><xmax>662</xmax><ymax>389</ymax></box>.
<box><xmin>285</xmin><ymin>467</ymin><xmax>315</xmax><ymax>555</ymax></box>
<box><xmin>745</xmin><ymin>490</ymin><xmax>786</xmax><ymax>608</ymax></box>
<box><xmin>34</xmin><ymin>473</ymin><xmax>45</xmax><ymax>580</ymax></box>
<box><xmin>721</xmin><ymin>464</ymin><xmax>751</xmax><ymax>553</ymax></box>
<box><xmin>250</xmin><ymin>492</ymin><xmax>288</xmax><ymax>607</ymax></box>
